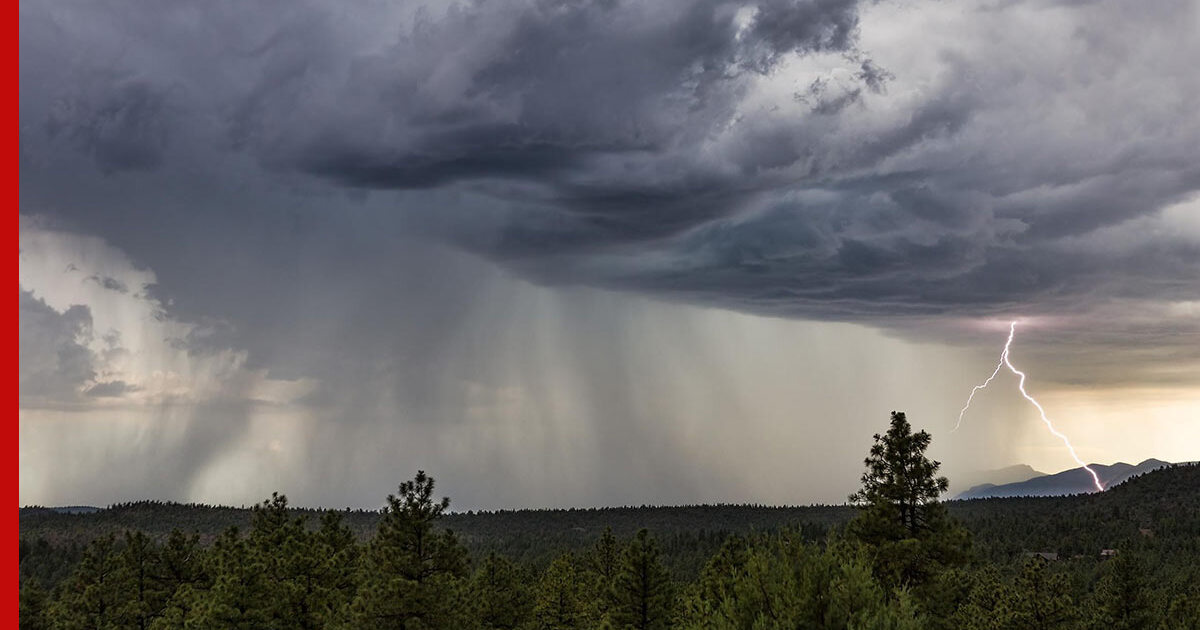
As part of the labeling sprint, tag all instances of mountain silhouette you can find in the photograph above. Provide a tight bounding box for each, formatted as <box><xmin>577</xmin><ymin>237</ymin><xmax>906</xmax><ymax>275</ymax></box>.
<box><xmin>952</xmin><ymin>464</ymin><xmax>1046</xmax><ymax>496</ymax></box>
<box><xmin>955</xmin><ymin>459</ymin><xmax>1172</xmax><ymax>499</ymax></box>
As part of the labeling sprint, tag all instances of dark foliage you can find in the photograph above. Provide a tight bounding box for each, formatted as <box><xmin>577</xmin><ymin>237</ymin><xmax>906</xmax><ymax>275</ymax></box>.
<box><xmin>18</xmin><ymin>419</ymin><xmax>1200</xmax><ymax>629</ymax></box>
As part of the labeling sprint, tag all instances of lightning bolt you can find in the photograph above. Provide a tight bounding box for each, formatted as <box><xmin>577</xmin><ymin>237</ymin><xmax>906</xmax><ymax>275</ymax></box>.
<box><xmin>956</xmin><ymin>321</ymin><xmax>1105</xmax><ymax>493</ymax></box>
<box><xmin>953</xmin><ymin>356</ymin><xmax>1004</xmax><ymax>432</ymax></box>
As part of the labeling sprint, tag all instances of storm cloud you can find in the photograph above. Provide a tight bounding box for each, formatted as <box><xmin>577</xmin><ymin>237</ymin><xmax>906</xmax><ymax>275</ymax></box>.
<box><xmin>17</xmin><ymin>0</ymin><xmax>1200</xmax><ymax>507</ymax></box>
<box><xmin>21</xmin><ymin>0</ymin><xmax>1200</xmax><ymax>317</ymax></box>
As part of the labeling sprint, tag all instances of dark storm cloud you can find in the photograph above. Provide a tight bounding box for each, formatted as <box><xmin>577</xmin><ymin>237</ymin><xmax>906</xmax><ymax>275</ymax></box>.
<box><xmin>16</xmin><ymin>0</ymin><xmax>1200</xmax><ymax>356</ymax></box>
<box><xmin>284</xmin><ymin>0</ymin><xmax>862</xmax><ymax>230</ymax></box>
<box><xmin>41</xmin><ymin>71</ymin><xmax>172</xmax><ymax>173</ymax></box>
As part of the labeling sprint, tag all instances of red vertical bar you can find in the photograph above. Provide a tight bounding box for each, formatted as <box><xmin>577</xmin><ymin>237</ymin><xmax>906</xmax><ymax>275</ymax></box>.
<box><xmin>11</xmin><ymin>0</ymin><xmax>20</xmax><ymax>623</ymax></box>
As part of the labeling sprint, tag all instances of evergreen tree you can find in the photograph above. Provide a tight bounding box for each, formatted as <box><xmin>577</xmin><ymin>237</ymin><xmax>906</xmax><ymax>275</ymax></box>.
<box><xmin>189</xmin><ymin>527</ymin><xmax>272</xmax><ymax>630</ymax></box>
<box><xmin>954</xmin><ymin>568</ymin><xmax>1010</xmax><ymax>630</ymax></box>
<box><xmin>694</xmin><ymin>535</ymin><xmax>748</xmax><ymax>614</ymax></box>
<box><xmin>347</xmin><ymin>471</ymin><xmax>470</xmax><ymax>629</ymax></box>
<box><xmin>18</xmin><ymin>579</ymin><xmax>50</xmax><ymax>630</ymax></box>
<box><xmin>152</xmin><ymin>530</ymin><xmax>210</xmax><ymax>629</ymax></box>
<box><xmin>821</xmin><ymin>540</ymin><xmax>925</xmax><ymax>630</ymax></box>
<box><xmin>920</xmin><ymin>567</ymin><xmax>974</xmax><ymax>630</ymax></box>
<box><xmin>534</xmin><ymin>553</ymin><xmax>587</xmax><ymax>630</ymax></box>
<box><xmin>151</xmin><ymin>584</ymin><xmax>204</xmax><ymax>630</ymax></box>
<box><xmin>471</xmin><ymin>551</ymin><xmax>532</xmax><ymax>629</ymax></box>
<box><xmin>847</xmin><ymin>411</ymin><xmax>970</xmax><ymax>591</ymax></box>
<box><xmin>1005</xmin><ymin>557</ymin><xmax>1078</xmax><ymax>630</ymax></box>
<box><xmin>158</xmin><ymin>529</ymin><xmax>206</xmax><ymax>593</ymax></box>
<box><xmin>707</xmin><ymin>536</ymin><xmax>802</xmax><ymax>629</ymax></box>
<box><xmin>1161</xmin><ymin>586</ymin><xmax>1200</xmax><ymax>630</ymax></box>
<box><xmin>585</xmin><ymin>526</ymin><xmax>622</xmax><ymax>622</ymax></box>
<box><xmin>610</xmin><ymin>529</ymin><xmax>674</xmax><ymax>630</ymax></box>
<box><xmin>310</xmin><ymin>510</ymin><xmax>361</xmax><ymax>625</ymax></box>
<box><xmin>248</xmin><ymin>492</ymin><xmax>333</xmax><ymax>629</ymax></box>
<box><xmin>680</xmin><ymin>534</ymin><xmax>925</xmax><ymax>630</ymax></box>
<box><xmin>112</xmin><ymin>530</ymin><xmax>169</xmax><ymax>630</ymax></box>
<box><xmin>1092</xmin><ymin>552</ymin><xmax>1153</xmax><ymax>630</ymax></box>
<box><xmin>47</xmin><ymin>533</ymin><xmax>122</xmax><ymax>630</ymax></box>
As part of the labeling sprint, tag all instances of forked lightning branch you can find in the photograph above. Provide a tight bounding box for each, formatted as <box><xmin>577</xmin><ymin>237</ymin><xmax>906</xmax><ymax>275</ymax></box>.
<box><xmin>955</xmin><ymin>321</ymin><xmax>1105</xmax><ymax>493</ymax></box>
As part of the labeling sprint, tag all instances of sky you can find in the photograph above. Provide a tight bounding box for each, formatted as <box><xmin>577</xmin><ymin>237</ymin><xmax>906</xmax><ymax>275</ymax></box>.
<box><xmin>18</xmin><ymin>0</ymin><xmax>1200</xmax><ymax>510</ymax></box>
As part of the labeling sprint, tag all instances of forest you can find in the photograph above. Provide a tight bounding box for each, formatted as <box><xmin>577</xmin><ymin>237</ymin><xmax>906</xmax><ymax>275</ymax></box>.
<box><xmin>19</xmin><ymin>412</ymin><xmax>1200</xmax><ymax>629</ymax></box>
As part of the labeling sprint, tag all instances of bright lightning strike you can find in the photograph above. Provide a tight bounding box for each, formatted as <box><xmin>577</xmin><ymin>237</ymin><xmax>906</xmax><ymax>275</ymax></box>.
<box><xmin>956</xmin><ymin>321</ymin><xmax>1105</xmax><ymax>493</ymax></box>
<box><xmin>953</xmin><ymin>357</ymin><xmax>1004</xmax><ymax>432</ymax></box>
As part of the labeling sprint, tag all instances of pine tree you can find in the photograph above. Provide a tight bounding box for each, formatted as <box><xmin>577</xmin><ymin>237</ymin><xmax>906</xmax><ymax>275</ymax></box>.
<box><xmin>953</xmin><ymin>568</ymin><xmax>1010</xmax><ymax>630</ymax></box>
<box><xmin>534</xmin><ymin>553</ymin><xmax>586</xmax><ymax>630</ymax></box>
<box><xmin>309</xmin><ymin>510</ymin><xmax>361</xmax><ymax>625</ymax></box>
<box><xmin>471</xmin><ymin>552</ymin><xmax>532</xmax><ymax>629</ymax></box>
<box><xmin>1092</xmin><ymin>552</ymin><xmax>1153</xmax><ymax>630</ymax></box>
<box><xmin>347</xmin><ymin>471</ymin><xmax>470</xmax><ymax>629</ymax></box>
<box><xmin>112</xmin><ymin>530</ymin><xmax>169</xmax><ymax>630</ymax></box>
<box><xmin>1005</xmin><ymin>557</ymin><xmax>1078</xmax><ymax>630</ymax></box>
<box><xmin>189</xmin><ymin>527</ymin><xmax>272</xmax><ymax>630</ymax></box>
<box><xmin>847</xmin><ymin>411</ymin><xmax>970</xmax><ymax>591</ymax></box>
<box><xmin>47</xmin><ymin>533</ymin><xmax>122</xmax><ymax>630</ymax></box>
<box><xmin>585</xmin><ymin>526</ymin><xmax>622</xmax><ymax>623</ymax></box>
<box><xmin>19</xmin><ymin>579</ymin><xmax>50</xmax><ymax>630</ymax></box>
<box><xmin>1161</xmin><ymin>586</ymin><xmax>1200</xmax><ymax>630</ymax></box>
<box><xmin>694</xmin><ymin>535</ymin><xmax>748</xmax><ymax>614</ymax></box>
<box><xmin>822</xmin><ymin>541</ymin><xmax>925</xmax><ymax>630</ymax></box>
<box><xmin>610</xmin><ymin>529</ymin><xmax>674</xmax><ymax>630</ymax></box>
<box><xmin>718</xmin><ymin>536</ymin><xmax>801</xmax><ymax>629</ymax></box>
<box><xmin>158</xmin><ymin>529</ymin><xmax>206</xmax><ymax>593</ymax></box>
<box><xmin>248</xmin><ymin>492</ymin><xmax>327</xmax><ymax>629</ymax></box>
<box><xmin>152</xmin><ymin>529</ymin><xmax>210</xmax><ymax>629</ymax></box>
<box><xmin>679</xmin><ymin>534</ymin><xmax>925</xmax><ymax>630</ymax></box>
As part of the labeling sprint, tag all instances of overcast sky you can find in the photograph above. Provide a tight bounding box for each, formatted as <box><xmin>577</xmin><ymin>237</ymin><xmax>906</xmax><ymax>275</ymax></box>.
<box><xmin>19</xmin><ymin>0</ymin><xmax>1200</xmax><ymax>509</ymax></box>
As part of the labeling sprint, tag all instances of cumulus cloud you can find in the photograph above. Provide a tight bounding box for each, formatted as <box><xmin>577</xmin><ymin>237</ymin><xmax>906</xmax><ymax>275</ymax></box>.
<box><xmin>19</xmin><ymin>291</ymin><xmax>97</xmax><ymax>404</ymax></box>
<box><xmin>19</xmin><ymin>221</ymin><xmax>317</xmax><ymax>408</ymax></box>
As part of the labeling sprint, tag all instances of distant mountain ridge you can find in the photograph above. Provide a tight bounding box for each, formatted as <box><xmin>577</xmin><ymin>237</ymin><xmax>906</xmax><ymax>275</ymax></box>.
<box><xmin>955</xmin><ymin>458</ymin><xmax>1172</xmax><ymax>499</ymax></box>
<box><xmin>952</xmin><ymin>464</ymin><xmax>1046</xmax><ymax>496</ymax></box>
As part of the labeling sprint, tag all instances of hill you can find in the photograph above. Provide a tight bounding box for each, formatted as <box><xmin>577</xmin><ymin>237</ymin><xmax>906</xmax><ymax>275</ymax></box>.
<box><xmin>951</xmin><ymin>464</ymin><xmax>1045</xmax><ymax>496</ymax></box>
<box><xmin>955</xmin><ymin>458</ymin><xmax>1172</xmax><ymax>499</ymax></box>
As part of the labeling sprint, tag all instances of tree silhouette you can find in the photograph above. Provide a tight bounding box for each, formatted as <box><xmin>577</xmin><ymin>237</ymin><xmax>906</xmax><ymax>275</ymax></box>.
<box><xmin>848</xmin><ymin>411</ymin><xmax>970</xmax><ymax>593</ymax></box>
<box><xmin>347</xmin><ymin>471</ymin><xmax>470</xmax><ymax>629</ymax></box>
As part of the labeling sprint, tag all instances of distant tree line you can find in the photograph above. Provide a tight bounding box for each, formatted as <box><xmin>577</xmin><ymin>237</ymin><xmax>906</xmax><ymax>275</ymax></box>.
<box><xmin>19</xmin><ymin>412</ymin><xmax>1200</xmax><ymax>629</ymax></box>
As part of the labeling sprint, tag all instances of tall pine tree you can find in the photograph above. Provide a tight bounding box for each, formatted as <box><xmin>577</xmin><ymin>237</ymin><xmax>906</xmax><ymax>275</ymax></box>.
<box><xmin>585</xmin><ymin>526</ymin><xmax>621</xmax><ymax>623</ymax></box>
<box><xmin>112</xmin><ymin>530</ymin><xmax>169</xmax><ymax>630</ymax></box>
<box><xmin>347</xmin><ymin>471</ymin><xmax>470</xmax><ymax>629</ymax></box>
<box><xmin>610</xmin><ymin>529</ymin><xmax>674</xmax><ymax>630</ymax></box>
<box><xmin>847</xmin><ymin>411</ymin><xmax>970</xmax><ymax>592</ymax></box>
